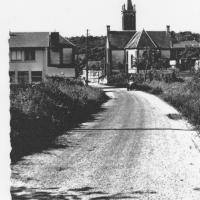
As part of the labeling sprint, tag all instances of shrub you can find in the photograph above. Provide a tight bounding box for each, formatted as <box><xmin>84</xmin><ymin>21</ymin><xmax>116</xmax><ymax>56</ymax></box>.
<box><xmin>138</xmin><ymin>74</ymin><xmax>200</xmax><ymax>128</ymax></box>
<box><xmin>10</xmin><ymin>78</ymin><xmax>108</xmax><ymax>162</ymax></box>
<box><xmin>108</xmin><ymin>73</ymin><xmax>128</xmax><ymax>87</ymax></box>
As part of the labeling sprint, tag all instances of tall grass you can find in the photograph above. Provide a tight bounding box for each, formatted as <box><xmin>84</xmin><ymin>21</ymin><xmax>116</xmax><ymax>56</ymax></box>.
<box><xmin>10</xmin><ymin>78</ymin><xmax>108</xmax><ymax>162</ymax></box>
<box><xmin>138</xmin><ymin>71</ymin><xmax>200</xmax><ymax>128</ymax></box>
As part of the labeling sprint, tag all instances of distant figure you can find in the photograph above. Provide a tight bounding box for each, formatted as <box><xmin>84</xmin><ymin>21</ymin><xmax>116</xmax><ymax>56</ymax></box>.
<box><xmin>127</xmin><ymin>75</ymin><xmax>135</xmax><ymax>91</ymax></box>
<box><xmin>82</xmin><ymin>77</ymin><xmax>86</xmax><ymax>85</ymax></box>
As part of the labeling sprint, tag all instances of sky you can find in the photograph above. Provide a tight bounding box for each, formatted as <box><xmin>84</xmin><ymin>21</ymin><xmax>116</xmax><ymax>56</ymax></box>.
<box><xmin>3</xmin><ymin>0</ymin><xmax>200</xmax><ymax>37</ymax></box>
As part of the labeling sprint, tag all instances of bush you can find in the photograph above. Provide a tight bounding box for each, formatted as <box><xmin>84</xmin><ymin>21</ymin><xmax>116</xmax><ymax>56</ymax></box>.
<box><xmin>137</xmin><ymin>72</ymin><xmax>200</xmax><ymax>128</ymax></box>
<box><xmin>10</xmin><ymin>78</ymin><xmax>108</xmax><ymax>162</ymax></box>
<box><xmin>108</xmin><ymin>73</ymin><xmax>128</xmax><ymax>87</ymax></box>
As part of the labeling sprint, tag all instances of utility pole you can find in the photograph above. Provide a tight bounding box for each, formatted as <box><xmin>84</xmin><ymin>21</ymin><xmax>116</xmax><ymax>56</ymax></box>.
<box><xmin>86</xmin><ymin>29</ymin><xmax>89</xmax><ymax>86</ymax></box>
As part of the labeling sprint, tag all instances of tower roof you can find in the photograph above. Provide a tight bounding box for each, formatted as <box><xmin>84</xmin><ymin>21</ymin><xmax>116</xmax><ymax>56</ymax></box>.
<box><xmin>127</xmin><ymin>0</ymin><xmax>133</xmax><ymax>10</ymax></box>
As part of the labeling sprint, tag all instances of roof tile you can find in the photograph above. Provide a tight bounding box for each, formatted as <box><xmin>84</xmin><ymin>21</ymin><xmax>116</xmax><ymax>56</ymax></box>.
<box><xmin>9</xmin><ymin>32</ymin><xmax>49</xmax><ymax>48</ymax></box>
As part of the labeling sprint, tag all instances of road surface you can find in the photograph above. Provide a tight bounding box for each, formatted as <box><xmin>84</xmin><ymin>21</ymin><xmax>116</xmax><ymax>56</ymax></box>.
<box><xmin>11</xmin><ymin>88</ymin><xmax>200</xmax><ymax>200</ymax></box>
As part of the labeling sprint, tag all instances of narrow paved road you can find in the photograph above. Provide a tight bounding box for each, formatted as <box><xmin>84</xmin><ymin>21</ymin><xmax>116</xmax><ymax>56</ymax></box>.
<box><xmin>11</xmin><ymin>88</ymin><xmax>200</xmax><ymax>200</ymax></box>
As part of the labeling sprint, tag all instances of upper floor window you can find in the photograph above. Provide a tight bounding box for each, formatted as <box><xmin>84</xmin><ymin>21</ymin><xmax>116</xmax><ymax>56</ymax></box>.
<box><xmin>24</xmin><ymin>48</ymin><xmax>35</xmax><ymax>61</ymax></box>
<box><xmin>63</xmin><ymin>48</ymin><xmax>72</xmax><ymax>64</ymax></box>
<box><xmin>11</xmin><ymin>50</ymin><xmax>22</xmax><ymax>61</ymax></box>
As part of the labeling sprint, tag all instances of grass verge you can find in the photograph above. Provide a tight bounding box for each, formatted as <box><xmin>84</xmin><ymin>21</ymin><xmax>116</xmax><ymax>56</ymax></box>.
<box><xmin>134</xmin><ymin>72</ymin><xmax>200</xmax><ymax>129</ymax></box>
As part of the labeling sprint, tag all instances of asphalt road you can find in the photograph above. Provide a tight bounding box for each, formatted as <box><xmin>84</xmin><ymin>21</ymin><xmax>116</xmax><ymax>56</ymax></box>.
<box><xmin>11</xmin><ymin>88</ymin><xmax>200</xmax><ymax>200</ymax></box>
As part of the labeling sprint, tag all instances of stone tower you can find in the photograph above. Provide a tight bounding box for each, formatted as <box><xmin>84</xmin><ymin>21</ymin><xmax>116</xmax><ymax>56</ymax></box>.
<box><xmin>122</xmin><ymin>0</ymin><xmax>136</xmax><ymax>31</ymax></box>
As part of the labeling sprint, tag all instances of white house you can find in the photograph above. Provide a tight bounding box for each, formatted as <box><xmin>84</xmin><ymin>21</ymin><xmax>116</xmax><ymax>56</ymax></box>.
<box><xmin>125</xmin><ymin>29</ymin><xmax>171</xmax><ymax>73</ymax></box>
<box><xmin>9</xmin><ymin>32</ymin><xmax>76</xmax><ymax>84</ymax></box>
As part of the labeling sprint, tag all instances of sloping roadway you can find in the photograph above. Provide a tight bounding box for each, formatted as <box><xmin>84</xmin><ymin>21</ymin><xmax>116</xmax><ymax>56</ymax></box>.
<box><xmin>11</xmin><ymin>88</ymin><xmax>200</xmax><ymax>200</ymax></box>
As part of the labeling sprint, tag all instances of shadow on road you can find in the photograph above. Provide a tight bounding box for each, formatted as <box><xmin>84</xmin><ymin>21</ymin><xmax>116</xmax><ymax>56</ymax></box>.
<box><xmin>72</xmin><ymin>128</ymin><xmax>196</xmax><ymax>132</ymax></box>
<box><xmin>11</xmin><ymin>106</ymin><xmax>108</xmax><ymax>164</ymax></box>
<box><xmin>11</xmin><ymin>186</ymin><xmax>145</xmax><ymax>200</ymax></box>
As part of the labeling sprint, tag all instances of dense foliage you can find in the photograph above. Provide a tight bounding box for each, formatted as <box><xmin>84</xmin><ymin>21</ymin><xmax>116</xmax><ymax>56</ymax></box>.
<box><xmin>136</xmin><ymin>71</ymin><xmax>200</xmax><ymax>128</ymax></box>
<box><xmin>67</xmin><ymin>36</ymin><xmax>106</xmax><ymax>61</ymax></box>
<box><xmin>10</xmin><ymin>78</ymin><xmax>108</xmax><ymax>162</ymax></box>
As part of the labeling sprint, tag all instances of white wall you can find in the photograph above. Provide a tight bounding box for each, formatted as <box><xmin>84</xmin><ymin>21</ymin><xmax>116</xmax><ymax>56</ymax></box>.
<box><xmin>127</xmin><ymin>49</ymin><xmax>137</xmax><ymax>68</ymax></box>
<box><xmin>46</xmin><ymin>68</ymin><xmax>75</xmax><ymax>77</ymax></box>
<box><xmin>9</xmin><ymin>49</ymin><xmax>45</xmax><ymax>72</ymax></box>
<box><xmin>9</xmin><ymin>47</ymin><xmax>76</xmax><ymax>83</ymax></box>
<box><xmin>126</xmin><ymin>49</ymin><xmax>138</xmax><ymax>73</ymax></box>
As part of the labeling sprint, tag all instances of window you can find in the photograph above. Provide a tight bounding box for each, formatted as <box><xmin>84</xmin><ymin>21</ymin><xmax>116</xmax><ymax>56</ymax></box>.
<box><xmin>131</xmin><ymin>55</ymin><xmax>133</xmax><ymax>68</ymax></box>
<box><xmin>62</xmin><ymin>48</ymin><xmax>72</xmax><ymax>65</ymax></box>
<box><xmin>9</xmin><ymin>71</ymin><xmax>15</xmax><ymax>83</ymax></box>
<box><xmin>131</xmin><ymin>55</ymin><xmax>136</xmax><ymax>68</ymax></box>
<box><xmin>11</xmin><ymin>50</ymin><xmax>22</xmax><ymax>61</ymax></box>
<box><xmin>31</xmin><ymin>71</ymin><xmax>42</xmax><ymax>82</ymax></box>
<box><xmin>126</xmin><ymin>51</ymin><xmax>128</xmax><ymax>63</ymax></box>
<box><xmin>50</xmin><ymin>48</ymin><xmax>60</xmax><ymax>65</ymax></box>
<box><xmin>24</xmin><ymin>48</ymin><xmax>35</xmax><ymax>61</ymax></box>
<box><xmin>18</xmin><ymin>71</ymin><xmax>29</xmax><ymax>84</ymax></box>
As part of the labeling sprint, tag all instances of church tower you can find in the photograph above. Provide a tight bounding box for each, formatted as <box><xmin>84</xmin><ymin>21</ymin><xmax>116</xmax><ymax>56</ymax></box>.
<box><xmin>122</xmin><ymin>0</ymin><xmax>136</xmax><ymax>31</ymax></box>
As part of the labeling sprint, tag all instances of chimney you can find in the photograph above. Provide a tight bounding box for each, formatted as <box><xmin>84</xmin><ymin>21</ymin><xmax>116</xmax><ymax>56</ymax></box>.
<box><xmin>107</xmin><ymin>25</ymin><xmax>110</xmax><ymax>33</ymax></box>
<box><xmin>51</xmin><ymin>32</ymin><xmax>59</xmax><ymax>46</ymax></box>
<box><xmin>122</xmin><ymin>4</ymin><xmax>125</xmax><ymax>11</ymax></box>
<box><xmin>166</xmin><ymin>25</ymin><xmax>170</xmax><ymax>34</ymax></box>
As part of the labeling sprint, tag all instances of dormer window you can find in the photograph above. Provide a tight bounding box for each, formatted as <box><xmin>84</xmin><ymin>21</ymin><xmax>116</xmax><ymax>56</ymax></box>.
<box><xmin>24</xmin><ymin>48</ymin><xmax>35</xmax><ymax>61</ymax></box>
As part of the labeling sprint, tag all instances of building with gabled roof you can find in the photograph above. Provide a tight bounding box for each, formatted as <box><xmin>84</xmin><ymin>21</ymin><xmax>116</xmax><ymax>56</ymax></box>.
<box><xmin>105</xmin><ymin>0</ymin><xmax>172</xmax><ymax>77</ymax></box>
<box><xmin>124</xmin><ymin>29</ymin><xmax>171</xmax><ymax>73</ymax></box>
<box><xmin>9</xmin><ymin>32</ymin><xmax>76</xmax><ymax>84</ymax></box>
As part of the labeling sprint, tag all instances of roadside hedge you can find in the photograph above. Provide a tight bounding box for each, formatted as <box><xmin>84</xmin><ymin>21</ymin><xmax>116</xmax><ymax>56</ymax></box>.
<box><xmin>10</xmin><ymin>78</ymin><xmax>108</xmax><ymax>162</ymax></box>
<box><xmin>135</xmin><ymin>71</ymin><xmax>200</xmax><ymax>129</ymax></box>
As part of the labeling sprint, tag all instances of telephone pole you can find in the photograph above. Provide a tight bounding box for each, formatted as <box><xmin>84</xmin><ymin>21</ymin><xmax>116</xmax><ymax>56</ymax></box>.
<box><xmin>86</xmin><ymin>29</ymin><xmax>89</xmax><ymax>86</ymax></box>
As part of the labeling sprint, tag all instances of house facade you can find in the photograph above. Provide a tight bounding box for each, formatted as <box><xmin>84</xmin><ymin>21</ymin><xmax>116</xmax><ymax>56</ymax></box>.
<box><xmin>125</xmin><ymin>29</ymin><xmax>171</xmax><ymax>73</ymax></box>
<box><xmin>105</xmin><ymin>0</ymin><xmax>171</xmax><ymax>78</ymax></box>
<box><xmin>171</xmin><ymin>40</ymin><xmax>200</xmax><ymax>60</ymax></box>
<box><xmin>9</xmin><ymin>32</ymin><xmax>76</xmax><ymax>84</ymax></box>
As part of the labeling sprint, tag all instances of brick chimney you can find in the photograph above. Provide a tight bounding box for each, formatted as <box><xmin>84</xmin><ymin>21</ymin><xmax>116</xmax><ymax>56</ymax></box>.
<box><xmin>50</xmin><ymin>32</ymin><xmax>59</xmax><ymax>46</ymax></box>
<box><xmin>107</xmin><ymin>25</ymin><xmax>110</xmax><ymax>33</ymax></box>
<box><xmin>166</xmin><ymin>25</ymin><xmax>170</xmax><ymax>35</ymax></box>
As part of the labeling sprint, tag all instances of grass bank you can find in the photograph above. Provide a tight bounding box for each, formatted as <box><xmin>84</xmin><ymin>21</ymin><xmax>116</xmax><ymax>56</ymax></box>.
<box><xmin>134</xmin><ymin>72</ymin><xmax>200</xmax><ymax>128</ymax></box>
<box><xmin>10</xmin><ymin>78</ymin><xmax>108</xmax><ymax>162</ymax></box>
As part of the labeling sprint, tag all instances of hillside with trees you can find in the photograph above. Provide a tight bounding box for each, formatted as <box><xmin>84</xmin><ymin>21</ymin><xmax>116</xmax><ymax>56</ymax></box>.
<box><xmin>171</xmin><ymin>31</ymin><xmax>200</xmax><ymax>43</ymax></box>
<box><xmin>67</xmin><ymin>36</ymin><xmax>106</xmax><ymax>61</ymax></box>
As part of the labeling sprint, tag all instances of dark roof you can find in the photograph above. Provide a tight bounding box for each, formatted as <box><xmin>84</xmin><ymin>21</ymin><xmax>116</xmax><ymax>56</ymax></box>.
<box><xmin>58</xmin><ymin>35</ymin><xmax>76</xmax><ymax>47</ymax></box>
<box><xmin>125</xmin><ymin>30</ymin><xmax>157</xmax><ymax>49</ymax></box>
<box><xmin>9</xmin><ymin>32</ymin><xmax>49</xmax><ymax>48</ymax></box>
<box><xmin>107</xmin><ymin>31</ymin><xmax>136</xmax><ymax>49</ymax></box>
<box><xmin>108</xmin><ymin>30</ymin><xmax>171</xmax><ymax>49</ymax></box>
<box><xmin>147</xmin><ymin>31</ymin><xmax>171</xmax><ymax>49</ymax></box>
<box><xmin>172</xmin><ymin>40</ymin><xmax>200</xmax><ymax>48</ymax></box>
<box><xmin>9</xmin><ymin>32</ymin><xmax>76</xmax><ymax>48</ymax></box>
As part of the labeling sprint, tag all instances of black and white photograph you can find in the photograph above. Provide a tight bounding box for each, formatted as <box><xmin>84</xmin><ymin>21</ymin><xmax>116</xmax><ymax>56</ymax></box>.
<box><xmin>1</xmin><ymin>0</ymin><xmax>200</xmax><ymax>199</ymax></box>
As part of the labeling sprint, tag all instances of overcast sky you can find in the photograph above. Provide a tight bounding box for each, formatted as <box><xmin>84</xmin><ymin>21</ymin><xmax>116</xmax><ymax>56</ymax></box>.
<box><xmin>5</xmin><ymin>0</ymin><xmax>200</xmax><ymax>37</ymax></box>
